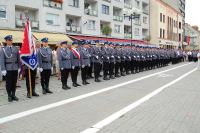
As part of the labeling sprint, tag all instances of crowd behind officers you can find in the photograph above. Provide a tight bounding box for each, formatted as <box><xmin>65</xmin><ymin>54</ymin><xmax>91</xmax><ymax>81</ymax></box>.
<box><xmin>0</xmin><ymin>35</ymin><xmax>186</xmax><ymax>102</ymax></box>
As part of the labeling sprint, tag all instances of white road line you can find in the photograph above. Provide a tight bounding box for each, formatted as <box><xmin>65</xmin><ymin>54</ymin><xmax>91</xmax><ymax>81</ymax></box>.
<box><xmin>81</xmin><ymin>68</ymin><xmax>197</xmax><ymax>133</ymax></box>
<box><xmin>0</xmin><ymin>63</ymin><xmax>192</xmax><ymax>124</ymax></box>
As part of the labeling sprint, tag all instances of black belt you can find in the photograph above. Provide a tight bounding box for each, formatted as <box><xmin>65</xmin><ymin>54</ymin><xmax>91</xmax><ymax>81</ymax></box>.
<box><xmin>6</xmin><ymin>62</ymin><xmax>17</xmax><ymax>64</ymax></box>
<box><xmin>42</xmin><ymin>61</ymin><xmax>50</xmax><ymax>63</ymax></box>
<box><xmin>62</xmin><ymin>59</ymin><xmax>71</xmax><ymax>61</ymax></box>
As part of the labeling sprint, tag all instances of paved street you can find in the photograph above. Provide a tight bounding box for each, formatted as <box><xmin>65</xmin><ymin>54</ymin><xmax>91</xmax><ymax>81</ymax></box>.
<box><xmin>0</xmin><ymin>62</ymin><xmax>200</xmax><ymax>133</ymax></box>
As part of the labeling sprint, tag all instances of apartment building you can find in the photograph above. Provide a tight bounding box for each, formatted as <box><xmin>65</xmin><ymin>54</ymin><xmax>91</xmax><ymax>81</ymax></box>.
<box><xmin>0</xmin><ymin>0</ymin><xmax>150</xmax><ymax>43</ymax></box>
<box><xmin>184</xmin><ymin>23</ymin><xmax>200</xmax><ymax>50</ymax></box>
<box><xmin>150</xmin><ymin>0</ymin><xmax>183</xmax><ymax>49</ymax></box>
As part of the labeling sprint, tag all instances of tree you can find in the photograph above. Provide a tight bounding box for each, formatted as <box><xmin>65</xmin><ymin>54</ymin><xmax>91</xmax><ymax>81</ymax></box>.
<box><xmin>101</xmin><ymin>25</ymin><xmax>112</xmax><ymax>37</ymax></box>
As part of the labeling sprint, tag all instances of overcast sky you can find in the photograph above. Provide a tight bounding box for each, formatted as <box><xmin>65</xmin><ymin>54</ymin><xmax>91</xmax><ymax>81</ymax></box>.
<box><xmin>185</xmin><ymin>0</ymin><xmax>200</xmax><ymax>27</ymax></box>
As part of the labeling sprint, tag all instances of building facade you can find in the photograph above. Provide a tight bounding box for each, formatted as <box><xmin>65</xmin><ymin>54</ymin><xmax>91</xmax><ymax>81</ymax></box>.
<box><xmin>150</xmin><ymin>0</ymin><xmax>183</xmax><ymax>49</ymax></box>
<box><xmin>0</xmin><ymin>0</ymin><xmax>150</xmax><ymax>41</ymax></box>
<box><xmin>184</xmin><ymin>23</ymin><xmax>200</xmax><ymax>50</ymax></box>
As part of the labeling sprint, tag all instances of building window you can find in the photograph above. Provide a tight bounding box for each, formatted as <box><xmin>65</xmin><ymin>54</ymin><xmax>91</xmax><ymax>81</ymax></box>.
<box><xmin>179</xmin><ymin>22</ymin><xmax>182</xmax><ymax>29</ymax></box>
<box><xmin>179</xmin><ymin>33</ymin><xmax>181</xmax><ymax>42</ymax></box>
<box><xmin>135</xmin><ymin>0</ymin><xmax>140</xmax><ymax>8</ymax></box>
<box><xmin>134</xmin><ymin>17</ymin><xmax>141</xmax><ymax>25</ymax></box>
<box><xmin>114</xmin><ymin>24</ymin><xmax>121</xmax><ymax>33</ymax></box>
<box><xmin>46</xmin><ymin>13</ymin><xmax>60</xmax><ymax>25</ymax></box>
<box><xmin>160</xmin><ymin>13</ymin><xmax>162</xmax><ymax>22</ymax></box>
<box><xmin>68</xmin><ymin>0</ymin><xmax>79</xmax><ymax>7</ymax></box>
<box><xmin>160</xmin><ymin>28</ymin><xmax>162</xmax><ymax>38</ymax></box>
<box><xmin>44</xmin><ymin>0</ymin><xmax>63</xmax><ymax>9</ymax></box>
<box><xmin>0</xmin><ymin>5</ymin><xmax>6</xmax><ymax>19</ymax></box>
<box><xmin>102</xmin><ymin>4</ymin><xmax>109</xmax><ymax>15</ymax></box>
<box><xmin>134</xmin><ymin>28</ymin><xmax>139</xmax><ymax>36</ymax></box>
<box><xmin>88</xmin><ymin>20</ymin><xmax>96</xmax><ymax>30</ymax></box>
<box><xmin>163</xmin><ymin>15</ymin><xmax>165</xmax><ymax>23</ymax></box>
<box><xmin>143</xmin><ymin>16</ymin><xmax>147</xmax><ymax>24</ymax></box>
<box><xmin>163</xmin><ymin>29</ymin><xmax>165</xmax><ymax>38</ymax></box>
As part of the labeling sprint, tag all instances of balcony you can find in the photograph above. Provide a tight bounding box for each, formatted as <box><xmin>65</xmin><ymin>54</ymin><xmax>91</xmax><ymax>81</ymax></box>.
<box><xmin>66</xmin><ymin>25</ymin><xmax>81</xmax><ymax>33</ymax></box>
<box><xmin>16</xmin><ymin>18</ymin><xmax>39</xmax><ymax>29</ymax></box>
<box><xmin>124</xmin><ymin>33</ymin><xmax>132</xmax><ymax>38</ymax></box>
<box><xmin>143</xmin><ymin>9</ymin><xmax>149</xmax><ymax>15</ymax></box>
<box><xmin>84</xmin><ymin>9</ymin><xmax>98</xmax><ymax>16</ymax></box>
<box><xmin>124</xmin><ymin>3</ymin><xmax>132</xmax><ymax>9</ymax></box>
<box><xmin>113</xmin><ymin>16</ymin><xmax>123</xmax><ymax>22</ymax></box>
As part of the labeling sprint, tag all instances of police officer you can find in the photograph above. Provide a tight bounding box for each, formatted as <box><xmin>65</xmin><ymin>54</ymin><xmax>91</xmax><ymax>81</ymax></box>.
<box><xmin>92</xmin><ymin>40</ymin><xmax>103</xmax><ymax>82</ymax></box>
<box><xmin>79</xmin><ymin>40</ymin><xmax>90</xmax><ymax>85</ymax></box>
<box><xmin>114</xmin><ymin>43</ymin><xmax>121</xmax><ymax>77</ymax></box>
<box><xmin>38</xmin><ymin>38</ymin><xmax>53</xmax><ymax>94</ymax></box>
<box><xmin>24</xmin><ymin>65</ymin><xmax>39</xmax><ymax>98</ymax></box>
<box><xmin>102</xmin><ymin>41</ymin><xmax>110</xmax><ymax>80</ymax></box>
<box><xmin>108</xmin><ymin>42</ymin><xmax>115</xmax><ymax>79</ymax></box>
<box><xmin>57</xmin><ymin>41</ymin><xmax>72</xmax><ymax>90</ymax></box>
<box><xmin>1</xmin><ymin>35</ymin><xmax>20</xmax><ymax>102</ymax></box>
<box><xmin>71</xmin><ymin>41</ymin><xmax>81</xmax><ymax>87</ymax></box>
<box><xmin>87</xmin><ymin>41</ymin><xmax>94</xmax><ymax>79</ymax></box>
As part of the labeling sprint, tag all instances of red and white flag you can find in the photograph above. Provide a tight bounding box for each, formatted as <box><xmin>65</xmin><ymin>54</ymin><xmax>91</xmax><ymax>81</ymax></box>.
<box><xmin>20</xmin><ymin>19</ymin><xmax>38</xmax><ymax>70</ymax></box>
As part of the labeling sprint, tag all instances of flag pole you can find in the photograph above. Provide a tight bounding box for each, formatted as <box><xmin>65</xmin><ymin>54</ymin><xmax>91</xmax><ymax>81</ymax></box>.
<box><xmin>28</xmin><ymin>68</ymin><xmax>32</xmax><ymax>97</ymax></box>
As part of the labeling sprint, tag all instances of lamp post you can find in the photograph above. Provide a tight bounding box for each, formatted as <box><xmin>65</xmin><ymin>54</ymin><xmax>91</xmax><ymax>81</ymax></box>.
<box><xmin>123</xmin><ymin>13</ymin><xmax>140</xmax><ymax>45</ymax></box>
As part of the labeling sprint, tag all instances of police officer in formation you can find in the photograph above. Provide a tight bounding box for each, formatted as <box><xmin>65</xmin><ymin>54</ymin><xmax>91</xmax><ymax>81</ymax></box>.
<box><xmin>0</xmin><ymin>35</ymin><xmax>20</xmax><ymax>102</ymax></box>
<box><xmin>57</xmin><ymin>41</ymin><xmax>72</xmax><ymax>90</ymax></box>
<box><xmin>1</xmin><ymin>35</ymin><xmax>186</xmax><ymax>102</ymax></box>
<box><xmin>79</xmin><ymin>40</ymin><xmax>91</xmax><ymax>85</ymax></box>
<box><xmin>38</xmin><ymin>38</ymin><xmax>53</xmax><ymax>94</ymax></box>
<box><xmin>71</xmin><ymin>41</ymin><xmax>81</xmax><ymax>87</ymax></box>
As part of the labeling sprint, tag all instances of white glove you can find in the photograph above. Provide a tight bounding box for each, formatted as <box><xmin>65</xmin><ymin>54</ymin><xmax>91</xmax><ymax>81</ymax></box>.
<box><xmin>2</xmin><ymin>70</ymin><xmax>7</xmax><ymax>76</ymax></box>
<box><xmin>51</xmin><ymin>67</ymin><xmax>53</xmax><ymax>72</ymax></box>
<box><xmin>82</xmin><ymin>65</ymin><xmax>85</xmax><ymax>68</ymax></box>
<box><xmin>88</xmin><ymin>64</ymin><xmax>91</xmax><ymax>67</ymax></box>
<box><xmin>61</xmin><ymin>68</ymin><xmax>64</xmax><ymax>70</ymax></box>
<box><xmin>96</xmin><ymin>56</ymin><xmax>99</xmax><ymax>59</ymax></box>
<box><xmin>72</xmin><ymin>66</ymin><xmax>75</xmax><ymax>69</ymax></box>
<box><xmin>111</xmin><ymin>55</ymin><xmax>114</xmax><ymax>58</ymax></box>
<box><xmin>39</xmin><ymin>68</ymin><xmax>43</xmax><ymax>72</ymax></box>
<box><xmin>107</xmin><ymin>57</ymin><xmax>110</xmax><ymax>60</ymax></box>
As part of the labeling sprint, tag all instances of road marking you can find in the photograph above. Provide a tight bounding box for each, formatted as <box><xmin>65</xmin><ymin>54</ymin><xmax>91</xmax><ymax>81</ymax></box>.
<box><xmin>81</xmin><ymin>68</ymin><xmax>197</xmax><ymax>133</ymax></box>
<box><xmin>157</xmin><ymin>73</ymin><xmax>173</xmax><ymax>78</ymax></box>
<box><xmin>0</xmin><ymin>63</ymin><xmax>192</xmax><ymax>124</ymax></box>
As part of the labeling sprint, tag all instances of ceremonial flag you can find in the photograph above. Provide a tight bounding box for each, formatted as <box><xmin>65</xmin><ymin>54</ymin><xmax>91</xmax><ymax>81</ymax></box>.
<box><xmin>20</xmin><ymin>20</ymin><xmax>38</xmax><ymax>70</ymax></box>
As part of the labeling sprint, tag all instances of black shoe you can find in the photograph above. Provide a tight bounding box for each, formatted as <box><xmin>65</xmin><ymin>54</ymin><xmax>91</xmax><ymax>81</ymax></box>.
<box><xmin>43</xmin><ymin>89</ymin><xmax>47</xmax><ymax>94</ymax></box>
<box><xmin>27</xmin><ymin>93</ymin><xmax>32</xmax><ymax>98</ymax></box>
<box><xmin>12</xmin><ymin>96</ymin><xmax>19</xmax><ymax>101</ymax></box>
<box><xmin>121</xmin><ymin>73</ymin><xmax>126</xmax><ymax>76</ymax></box>
<box><xmin>85</xmin><ymin>81</ymin><xmax>90</xmax><ymax>84</ymax></box>
<box><xmin>103</xmin><ymin>77</ymin><xmax>109</xmax><ymax>80</ymax></box>
<box><xmin>73</xmin><ymin>83</ymin><xmax>78</xmax><ymax>87</ymax></box>
<box><xmin>62</xmin><ymin>85</ymin><xmax>67</xmax><ymax>90</ymax></box>
<box><xmin>99</xmin><ymin>75</ymin><xmax>103</xmax><ymax>77</ymax></box>
<box><xmin>32</xmin><ymin>92</ymin><xmax>39</xmax><ymax>97</ymax></box>
<box><xmin>76</xmin><ymin>83</ymin><xmax>81</xmax><ymax>86</ymax></box>
<box><xmin>110</xmin><ymin>76</ymin><xmax>115</xmax><ymax>79</ymax></box>
<box><xmin>8</xmin><ymin>96</ymin><xmax>13</xmax><ymax>102</ymax></box>
<box><xmin>46</xmin><ymin>89</ymin><xmax>53</xmax><ymax>93</ymax></box>
<box><xmin>82</xmin><ymin>81</ymin><xmax>87</xmax><ymax>85</ymax></box>
<box><xmin>95</xmin><ymin>79</ymin><xmax>101</xmax><ymax>82</ymax></box>
<box><xmin>66</xmin><ymin>85</ymin><xmax>71</xmax><ymax>89</ymax></box>
<box><xmin>115</xmin><ymin>74</ymin><xmax>120</xmax><ymax>78</ymax></box>
<box><xmin>90</xmin><ymin>76</ymin><xmax>94</xmax><ymax>78</ymax></box>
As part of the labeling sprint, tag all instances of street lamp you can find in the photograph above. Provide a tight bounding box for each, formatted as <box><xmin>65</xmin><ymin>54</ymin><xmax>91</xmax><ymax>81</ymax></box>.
<box><xmin>123</xmin><ymin>12</ymin><xmax>140</xmax><ymax>45</ymax></box>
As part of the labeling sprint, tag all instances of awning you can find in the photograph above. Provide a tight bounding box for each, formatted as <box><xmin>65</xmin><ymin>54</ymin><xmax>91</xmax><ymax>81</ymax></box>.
<box><xmin>0</xmin><ymin>29</ymin><xmax>24</xmax><ymax>43</ymax></box>
<box><xmin>33</xmin><ymin>32</ymin><xmax>72</xmax><ymax>44</ymax></box>
<box><xmin>0</xmin><ymin>29</ymin><xmax>72</xmax><ymax>44</ymax></box>
<box><xmin>69</xmin><ymin>35</ymin><xmax>147</xmax><ymax>45</ymax></box>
